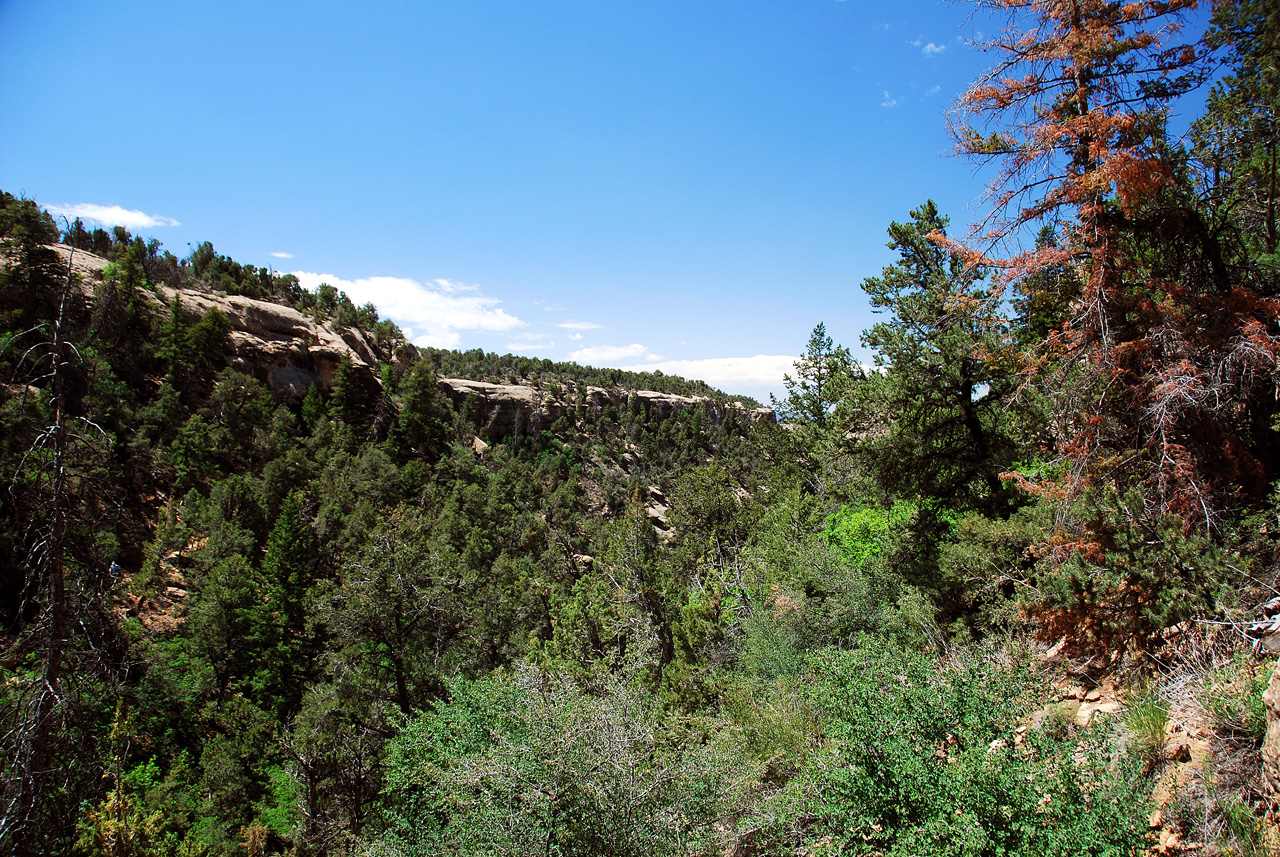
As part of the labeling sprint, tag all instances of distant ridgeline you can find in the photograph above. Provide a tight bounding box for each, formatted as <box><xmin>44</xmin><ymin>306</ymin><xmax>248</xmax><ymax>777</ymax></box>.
<box><xmin>28</xmin><ymin>198</ymin><xmax>763</xmax><ymax>430</ymax></box>
<box><xmin>420</xmin><ymin>346</ymin><xmax>761</xmax><ymax>408</ymax></box>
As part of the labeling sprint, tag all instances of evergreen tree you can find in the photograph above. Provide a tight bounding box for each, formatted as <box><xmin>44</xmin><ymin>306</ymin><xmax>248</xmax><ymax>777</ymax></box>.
<box><xmin>772</xmin><ymin>323</ymin><xmax>853</xmax><ymax>428</ymax></box>
<box><xmin>854</xmin><ymin>201</ymin><xmax>1021</xmax><ymax>516</ymax></box>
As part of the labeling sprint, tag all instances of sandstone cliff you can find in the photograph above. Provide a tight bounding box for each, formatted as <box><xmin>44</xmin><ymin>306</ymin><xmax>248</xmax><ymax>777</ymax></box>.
<box><xmin>53</xmin><ymin>244</ymin><xmax>775</xmax><ymax>430</ymax></box>
<box><xmin>437</xmin><ymin>377</ymin><xmax>775</xmax><ymax>439</ymax></box>
<box><xmin>55</xmin><ymin>244</ymin><xmax>394</xmax><ymax>400</ymax></box>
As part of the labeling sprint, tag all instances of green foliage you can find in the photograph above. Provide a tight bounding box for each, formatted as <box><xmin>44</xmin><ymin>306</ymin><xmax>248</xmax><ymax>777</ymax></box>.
<box><xmin>388</xmin><ymin>360</ymin><xmax>453</xmax><ymax>463</ymax></box>
<box><xmin>753</xmin><ymin>641</ymin><xmax>1153</xmax><ymax>856</ymax></box>
<box><xmin>771</xmin><ymin>322</ymin><xmax>854</xmax><ymax>428</ymax></box>
<box><xmin>1123</xmin><ymin>687</ymin><xmax>1171</xmax><ymax>767</ymax></box>
<box><xmin>825</xmin><ymin>500</ymin><xmax>916</xmax><ymax>569</ymax></box>
<box><xmin>853</xmin><ymin>201</ymin><xmax>1024</xmax><ymax>517</ymax></box>
<box><xmin>1032</xmin><ymin>486</ymin><xmax>1236</xmax><ymax>655</ymax></box>
<box><xmin>378</xmin><ymin>665</ymin><xmax>734</xmax><ymax>857</ymax></box>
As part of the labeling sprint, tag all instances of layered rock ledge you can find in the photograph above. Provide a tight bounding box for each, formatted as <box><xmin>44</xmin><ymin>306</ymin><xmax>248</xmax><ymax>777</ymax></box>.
<box><xmin>438</xmin><ymin>377</ymin><xmax>775</xmax><ymax>439</ymax></box>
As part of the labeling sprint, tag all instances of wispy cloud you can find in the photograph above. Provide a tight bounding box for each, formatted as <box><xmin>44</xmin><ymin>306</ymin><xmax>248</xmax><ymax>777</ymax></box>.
<box><xmin>556</xmin><ymin>320</ymin><xmax>603</xmax><ymax>330</ymax></box>
<box><xmin>570</xmin><ymin>343</ymin><xmax>652</xmax><ymax>363</ymax></box>
<box><xmin>46</xmin><ymin>202</ymin><xmax>180</xmax><ymax>229</ymax></box>
<box><xmin>567</xmin><ymin>333</ymin><xmax>584</xmax><ymax>341</ymax></box>
<box><xmin>926</xmin><ymin>85</ymin><xmax>941</xmax><ymax>96</ymax></box>
<box><xmin>882</xmin><ymin>91</ymin><xmax>897</xmax><ymax>108</ymax></box>
<box><xmin>908</xmin><ymin>37</ymin><xmax>946</xmax><ymax>56</ymax></box>
<box><xmin>292</xmin><ymin>271</ymin><xmax>524</xmax><ymax>349</ymax></box>
<box><xmin>270</xmin><ymin>251</ymin><xmax>294</xmax><ymax>259</ymax></box>
<box><xmin>620</xmin><ymin>355</ymin><xmax>798</xmax><ymax>389</ymax></box>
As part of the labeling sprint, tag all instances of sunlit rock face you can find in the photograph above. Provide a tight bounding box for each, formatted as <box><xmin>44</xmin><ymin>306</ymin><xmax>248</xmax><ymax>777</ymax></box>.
<box><xmin>54</xmin><ymin>244</ymin><xmax>392</xmax><ymax>401</ymax></box>
<box><xmin>166</xmin><ymin>289</ymin><xmax>386</xmax><ymax>400</ymax></box>
<box><xmin>54</xmin><ymin>244</ymin><xmax>780</xmax><ymax>424</ymax></box>
<box><xmin>438</xmin><ymin>378</ymin><xmax>774</xmax><ymax>440</ymax></box>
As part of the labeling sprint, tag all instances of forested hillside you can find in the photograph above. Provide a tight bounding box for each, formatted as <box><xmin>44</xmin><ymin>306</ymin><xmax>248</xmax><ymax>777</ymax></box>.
<box><xmin>3</xmin><ymin>1</ymin><xmax>1280</xmax><ymax>855</ymax></box>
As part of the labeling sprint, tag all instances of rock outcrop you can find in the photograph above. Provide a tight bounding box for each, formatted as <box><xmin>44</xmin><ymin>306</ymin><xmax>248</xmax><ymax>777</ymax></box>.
<box><xmin>437</xmin><ymin>378</ymin><xmax>775</xmax><ymax>439</ymax></box>
<box><xmin>52</xmin><ymin>244</ymin><xmax>778</xmax><ymax>422</ymax></box>
<box><xmin>162</xmin><ymin>288</ymin><xmax>384</xmax><ymax>399</ymax></box>
<box><xmin>54</xmin><ymin>244</ymin><xmax>390</xmax><ymax>400</ymax></box>
<box><xmin>1263</xmin><ymin>661</ymin><xmax>1280</xmax><ymax>800</ymax></box>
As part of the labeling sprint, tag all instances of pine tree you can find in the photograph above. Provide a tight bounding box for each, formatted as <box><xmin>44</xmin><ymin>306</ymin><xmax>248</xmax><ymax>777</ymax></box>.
<box><xmin>772</xmin><ymin>323</ymin><xmax>853</xmax><ymax>429</ymax></box>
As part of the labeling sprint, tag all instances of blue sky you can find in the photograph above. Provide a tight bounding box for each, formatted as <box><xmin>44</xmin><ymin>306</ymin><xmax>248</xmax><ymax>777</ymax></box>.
<box><xmin>0</xmin><ymin>0</ymin><xmax>1195</xmax><ymax>400</ymax></box>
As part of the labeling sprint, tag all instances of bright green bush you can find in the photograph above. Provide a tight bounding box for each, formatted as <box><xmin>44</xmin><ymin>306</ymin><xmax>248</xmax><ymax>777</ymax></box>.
<box><xmin>753</xmin><ymin>640</ymin><xmax>1153</xmax><ymax>856</ymax></box>
<box><xmin>824</xmin><ymin>500</ymin><xmax>918</xmax><ymax>569</ymax></box>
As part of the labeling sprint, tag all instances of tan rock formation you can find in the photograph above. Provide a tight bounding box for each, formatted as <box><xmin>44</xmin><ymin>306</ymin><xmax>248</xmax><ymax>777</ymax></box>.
<box><xmin>52</xmin><ymin>244</ymin><xmax>389</xmax><ymax>400</ymax></box>
<box><xmin>439</xmin><ymin>378</ymin><xmax>775</xmax><ymax>439</ymax></box>
<box><xmin>51</xmin><ymin>245</ymin><xmax>778</xmax><ymax>422</ymax></box>
<box><xmin>1262</xmin><ymin>660</ymin><xmax>1280</xmax><ymax>800</ymax></box>
<box><xmin>161</xmin><ymin>287</ymin><xmax>381</xmax><ymax>398</ymax></box>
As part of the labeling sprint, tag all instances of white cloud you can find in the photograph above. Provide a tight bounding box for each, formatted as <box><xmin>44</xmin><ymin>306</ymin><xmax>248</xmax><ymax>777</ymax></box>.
<box><xmin>926</xmin><ymin>85</ymin><xmax>941</xmax><ymax>96</ymax></box>
<box><xmin>570</xmin><ymin>343</ymin><xmax>649</xmax><ymax>363</ymax></box>
<box><xmin>271</xmin><ymin>251</ymin><xmax>294</xmax><ymax>259</ymax></box>
<box><xmin>46</xmin><ymin>202</ymin><xmax>180</xmax><ymax>229</ymax></box>
<box><xmin>567</xmin><ymin>333</ymin><xmax>584</xmax><ymax>341</ymax></box>
<box><xmin>922</xmin><ymin>42</ymin><xmax>946</xmax><ymax>56</ymax></box>
<box><xmin>507</xmin><ymin>342</ymin><xmax>553</xmax><ymax>351</ymax></box>
<box><xmin>291</xmin><ymin>270</ymin><xmax>524</xmax><ymax>349</ymax></box>
<box><xmin>909</xmin><ymin>37</ymin><xmax>922</xmax><ymax>47</ymax></box>
<box><xmin>882</xmin><ymin>91</ymin><xmax>898</xmax><ymax>108</ymax></box>
<box><xmin>619</xmin><ymin>355</ymin><xmax>799</xmax><ymax>389</ymax></box>
<box><xmin>556</xmin><ymin>320</ymin><xmax>603</xmax><ymax>330</ymax></box>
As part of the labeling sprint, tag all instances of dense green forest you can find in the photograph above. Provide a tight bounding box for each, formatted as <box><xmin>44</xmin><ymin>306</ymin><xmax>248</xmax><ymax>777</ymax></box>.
<box><xmin>4</xmin><ymin>1</ymin><xmax>1280</xmax><ymax>855</ymax></box>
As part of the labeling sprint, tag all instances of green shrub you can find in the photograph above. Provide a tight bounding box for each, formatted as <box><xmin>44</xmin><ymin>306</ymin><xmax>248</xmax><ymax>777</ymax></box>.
<box><xmin>1202</xmin><ymin>652</ymin><xmax>1273</xmax><ymax>745</ymax></box>
<box><xmin>375</xmin><ymin>664</ymin><xmax>735</xmax><ymax>857</ymax></box>
<box><xmin>752</xmin><ymin>639</ymin><xmax>1152</xmax><ymax>856</ymax></box>
<box><xmin>1123</xmin><ymin>687</ymin><xmax>1170</xmax><ymax>766</ymax></box>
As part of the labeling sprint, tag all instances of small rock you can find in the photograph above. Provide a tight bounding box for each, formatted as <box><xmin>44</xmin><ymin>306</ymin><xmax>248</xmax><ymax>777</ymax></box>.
<box><xmin>1148</xmin><ymin>809</ymin><xmax>1163</xmax><ymax>829</ymax></box>
<box><xmin>1084</xmin><ymin>687</ymin><xmax>1102</xmax><ymax>702</ymax></box>
<box><xmin>1063</xmin><ymin>685</ymin><xmax>1085</xmax><ymax>701</ymax></box>
<box><xmin>1075</xmin><ymin>703</ymin><xmax>1095</xmax><ymax>728</ymax></box>
<box><xmin>1165</xmin><ymin>738</ymin><xmax>1192</xmax><ymax>762</ymax></box>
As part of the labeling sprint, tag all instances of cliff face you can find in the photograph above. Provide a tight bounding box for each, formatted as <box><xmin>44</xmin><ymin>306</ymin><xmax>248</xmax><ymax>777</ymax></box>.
<box><xmin>56</xmin><ymin>244</ymin><xmax>393</xmax><ymax>400</ymax></box>
<box><xmin>162</xmin><ymin>288</ymin><xmax>387</xmax><ymax>400</ymax></box>
<box><xmin>438</xmin><ymin>377</ymin><xmax>775</xmax><ymax>440</ymax></box>
<box><xmin>55</xmin><ymin>244</ymin><xmax>775</xmax><ymax>429</ymax></box>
